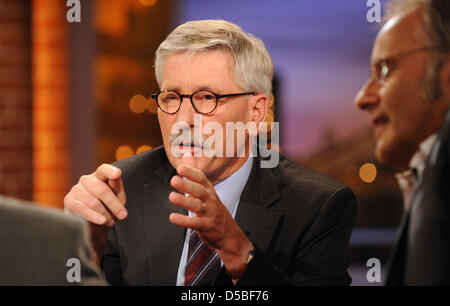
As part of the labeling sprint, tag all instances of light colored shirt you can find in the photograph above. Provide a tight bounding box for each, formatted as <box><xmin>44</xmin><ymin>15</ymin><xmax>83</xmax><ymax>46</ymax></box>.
<box><xmin>175</xmin><ymin>157</ymin><xmax>254</xmax><ymax>285</ymax></box>
<box><xmin>396</xmin><ymin>134</ymin><xmax>437</xmax><ymax>210</ymax></box>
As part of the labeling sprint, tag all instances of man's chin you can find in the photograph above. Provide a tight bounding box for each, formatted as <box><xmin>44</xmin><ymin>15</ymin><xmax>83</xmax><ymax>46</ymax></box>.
<box><xmin>171</xmin><ymin>154</ymin><xmax>212</xmax><ymax>172</ymax></box>
<box><xmin>374</xmin><ymin>138</ymin><xmax>384</xmax><ymax>159</ymax></box>
<box><xmin>375</xmin><ymin>136</ymin><xmax>397</xmax><ymax>164</ymax></box>
<box><xmin>375</xmin><ymin>138</ymin><xmax>411</xmax><ymax>171</ymax></box>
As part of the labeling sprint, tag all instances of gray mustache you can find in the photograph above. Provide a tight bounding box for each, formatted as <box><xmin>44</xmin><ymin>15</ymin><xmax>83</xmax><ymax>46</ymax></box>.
<box><xmin>169</xmin><ymin>130</ymin><xmax>204</xmax><ymax>148</ymax></box>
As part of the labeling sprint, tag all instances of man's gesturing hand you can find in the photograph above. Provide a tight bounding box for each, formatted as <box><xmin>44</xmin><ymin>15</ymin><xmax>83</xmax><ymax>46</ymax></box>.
<box><xmin>168</xmin><ymin>164</ymin><xmax>254</xmax><ymax>278</ymax></box>
<box><xmin>64</xmin><ymin>164</ymin><xmax>127</xmax><ymax>227</ymax></box>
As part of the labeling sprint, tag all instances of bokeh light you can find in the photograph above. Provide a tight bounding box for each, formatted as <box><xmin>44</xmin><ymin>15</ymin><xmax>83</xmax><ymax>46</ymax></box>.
<box><xmin>136</xmin><ymin>145</ymin><xmax>152</xmax><ymax>154</ymax></box>
<box><xmin>129</xmin><ymin>94</ymin><xmax>148</xmax><ymax>114</ymax></box>
<box><xmin>359</xmin><ymin>163</ymin><xmax>377</xmax><ymax>183</ymax></box>
<box><xmin>116</xmin><ymin>146</ymin><xmax>134</xmax><ymax>161</ymax></box>
<box><xmin>140</xmin><ymin>0</ymin><xmax>158</xmax><ymax>7</ymax></box>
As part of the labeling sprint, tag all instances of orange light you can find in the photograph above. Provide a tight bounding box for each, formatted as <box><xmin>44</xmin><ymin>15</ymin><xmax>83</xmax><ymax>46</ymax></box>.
<box><xmin>116</xmin><ymin>146</ymin><xmax>134</xmax><ymax>161</ymax></box>
<box><xmin>129</xmin><ymin>94</ymin><xmax>148</xmax><ymax>114</ymax></box>
<box><xmin>359</xmin><ymin>163</ymin><xmax>377</xmax><ymax>183</ymax></box>
<box><xmin>140</xmin><ymin>0</ymin><xmax>157</xmax><ymax>6</ymax></box>
<box><xmin>32</xmin><ymin>0</ymin><xmax>70</xmax><ymax>208</ymax></box>
<box><xmin>136</xmin><ymin>145</ymin><xmax>152</xmax><ymax>154</ymax></box>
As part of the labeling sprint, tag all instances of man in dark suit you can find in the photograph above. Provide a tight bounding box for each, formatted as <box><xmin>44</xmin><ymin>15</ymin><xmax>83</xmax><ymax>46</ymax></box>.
<box><xmin>387</xmin><ymin>109</ymin><xmax>450</xmax><ymax>285</ymax></box>
<box><xmin>355</xmin><ymin>0</ymin><xmax>450</xmax><ymax>285</ymax></box>
<box><xmin>0</xmin><ymin>195</ymin><xmax>106</xmax><ymax>285</ymax></box>
<box><xmin>65</xmin><ymin>19</ymin><xmax>356</xmax><ymax>286</ymax></box>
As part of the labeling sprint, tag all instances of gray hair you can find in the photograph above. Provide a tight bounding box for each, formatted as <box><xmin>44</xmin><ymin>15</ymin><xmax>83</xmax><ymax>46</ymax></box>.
<box><xmin>384</xmin><ymin>0</ymin><xmax>450</xmax><ymax>100</ymax></box>
<box><xmin>154</xmin><ymin>20</ymin><xmax>274</xmax><ymax>97</ymax></box>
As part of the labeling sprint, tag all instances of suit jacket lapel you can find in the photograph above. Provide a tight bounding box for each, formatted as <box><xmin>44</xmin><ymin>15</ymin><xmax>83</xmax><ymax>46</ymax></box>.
<box><xmin>385</xmin><ymin>209</ymin><xmax>409</xmax><ymax>285</ymax></box>
<box><xmin>235</xmin><ymin>158</ymin><xmax>284</xmax><ymax>252</ymax></box>
<box><xmin>143</xmin><ymin>159</ymin><xmax>187</xmax><ymax>285</ymax></box>
<box><xmin>386</xmin><ymin>138</ymin><xmax>433</xmax><ymax>286</ymax></box>
<box><xmin>386</xmin><ymin>164</ymin><xmax>424</xmax><ymax>285</ymax></box>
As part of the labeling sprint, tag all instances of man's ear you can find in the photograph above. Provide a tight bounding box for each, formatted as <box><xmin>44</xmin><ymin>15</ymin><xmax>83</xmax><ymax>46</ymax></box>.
<box><xmin>249</xmin><ymin>93</ymin><xmax>269</xmax><ymax>124</ymax></box>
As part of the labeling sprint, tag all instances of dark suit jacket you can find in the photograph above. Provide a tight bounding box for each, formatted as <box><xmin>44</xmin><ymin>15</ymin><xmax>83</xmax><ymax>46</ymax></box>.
<box><xmin>0</xmin><ymin>195</ymin><xmax>106</xmax><ymax>285</ymax></box>
<box><xmin>386</xmin><ymin>108</ymin><xmax>450</xmax><ymax>286</ymax></box>
<box><xmin>102</xmin><ymin>147</ymin><xmax>357</xmax><ymax>285</ymax></box>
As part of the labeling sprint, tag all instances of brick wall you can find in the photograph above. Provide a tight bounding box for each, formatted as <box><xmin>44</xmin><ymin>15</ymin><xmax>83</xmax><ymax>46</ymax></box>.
<box><xmin>0</xmin><ymin>0</ymin><xmax>32</xmax><ymax>200</ymax></box>
<box><xmin>32</xmin><ymin>0</ymin><xmax>70</xmax><ymax>208</ymax></box>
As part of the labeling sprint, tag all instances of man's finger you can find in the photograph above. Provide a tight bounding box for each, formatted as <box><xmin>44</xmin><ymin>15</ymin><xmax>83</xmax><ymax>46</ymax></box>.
<box><xmin>94</xmin><ymin>164</ymin><xmax>122</xmax><ymax>181</ymax></box>
<box><xmin>168</xmin><ymin>192</ymin><xmax>205</xmax><ymax>215</ymax></box>
<box><xmin>82</xmin><ymin>177</ymin><xmax>128</xmax><ymax>220</ymax></box>
<box><xmin>176</xmin><ymin>164</ymin><xmax>211</xmax><ymax>188</ymax></box>
<box><xmin>169</xmin><ymin>213</ymin><xmax>204</xmax><ymax>230</ymax></box>
<box><xmin>170</xmin><ymin>175</ymin><xmax>207</xmax><ymax>199</ymax></box>
<box><xmin>108</xmin><ymin>177</ymin><xmax>126</xmax><ymax>205</ymax></box>
<box><xmin>66</xmin><ymin>198</ymin><xmax>109</xmax><ymax>225</ymax></box>
<box><xmin>71</xmin><ymin>185</ymin><xmax>116</xmax><ymax>225</ymax></box>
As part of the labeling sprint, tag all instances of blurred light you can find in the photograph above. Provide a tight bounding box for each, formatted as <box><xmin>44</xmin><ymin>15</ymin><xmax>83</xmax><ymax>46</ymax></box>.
<box><xmin>147</xmin><ymin>97</ymin><xmax>158</xmax><ymax>114</ymax></box>
<box><xmin>116</xmin><ymin>145</ymin><xmax>134</xmax><ymax>161</ymax></box>
<box><xmin>359</xmin><ymin>163</ymin><xmax>377</xmax><ymax>183</ymax></box>
<box><xmin>136</xmin><ymin>145</ymin><xmax>152</xmax><ymax>154</ymax></box>
<box><xmin>140</xmin><ymin>0</ymin><xmax>157</xmax><ymax>6</ymax></box>
<box><xmin>32</xmin><ymin>0</ymin><xmax>70</xmax><ymax>208</ymax></box>
<box><xmin>129</xmin><ymin>94</ymin><xmax>148</xmax><ymax>114</ymax></box>
<box><xmin>94</xmin><ymin>0</ymin><xmax>128</xmax><ymax>37</ymax></box>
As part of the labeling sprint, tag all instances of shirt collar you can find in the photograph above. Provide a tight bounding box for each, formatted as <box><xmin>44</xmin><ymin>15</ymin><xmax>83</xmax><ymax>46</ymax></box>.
<box><xmin>396</xmin><ymin>133</ymin><xmax>437</xmax><ymax>185</ymax></box>
<box><xmin>213</xmin><ymin>157</ymin><xmax>253</xmax><ymax>215</ymax></box>
<box><xmin>395</xmin><ymin>134</ymin><xmax>437</xmax><ymax>209</ymax></box>
<box><xmin>409</xmin><ymin>133</ymin><xmax>437</xmax><ymax>180</ymax></box>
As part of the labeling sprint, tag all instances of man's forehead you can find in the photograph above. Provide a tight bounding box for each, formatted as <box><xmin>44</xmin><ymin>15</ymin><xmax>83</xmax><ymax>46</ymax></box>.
<box><xmin>161</xmin><ymin>51</ymin><xmax>237</xmax><ymax>90</ymax></box>
<box><xmin>165</xmin><ymin>50</ymin><xmax>234</xmax><ymax>66</ymax></box>
<box><xmin>372</xmin><ymin>8</ymin><xmax>428</xmax><ymax>62</ymax></box>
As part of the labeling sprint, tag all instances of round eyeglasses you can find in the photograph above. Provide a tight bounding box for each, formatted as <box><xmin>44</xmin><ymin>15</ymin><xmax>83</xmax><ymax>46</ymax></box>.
<box><xmin>150</xmin><ymin>90</ymin><xmax>255</xmax><ymax>114</ymax></box>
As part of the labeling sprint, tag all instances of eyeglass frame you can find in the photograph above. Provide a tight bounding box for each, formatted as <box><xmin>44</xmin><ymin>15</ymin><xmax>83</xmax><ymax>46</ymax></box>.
<box><xmin>150</xmin><ymin>90</ymin><xmax>255</xmax><ymax>114</ymax></box>
<box><xmin>370</xmin><ymin>46</ymin><xmax>439</xmax><ymax>84</ymax></box>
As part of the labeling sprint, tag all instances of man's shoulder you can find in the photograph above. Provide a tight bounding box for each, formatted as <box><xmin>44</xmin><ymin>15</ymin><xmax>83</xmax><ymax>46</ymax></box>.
<box><xmin>113</xmin><ymin>146</ymin><xmax>168</xmax><ymax>181</ymax></box>
<box><xmin>265</xmin><ymin>154</ymin><xmax>356</xmax><ymax>216</ymax></box>
<box><xmin>0</xmin><ymin>196</ymin><xmax>106</xmax><ymax>285</ymax></box>
<box><xmin>273</xmin><ymin>154</ymin><xmax>348</xmax><ymax>196</ymax></box>
<box><xmin>0</xmin><ymin>195</ymin><xmax>86</xmax><ymax>234</ymax></box>
<box><xmin>264</xmin><ymin>154</ymin><xmax>356</xmax><ymax>232</ymax></box>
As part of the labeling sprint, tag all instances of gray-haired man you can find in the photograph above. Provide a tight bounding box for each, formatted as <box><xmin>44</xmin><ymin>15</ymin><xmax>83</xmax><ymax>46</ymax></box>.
<box><xmin>65</xmin><ymin>19</ymin><xmax>356</xmax><ymax>286</ymax></box>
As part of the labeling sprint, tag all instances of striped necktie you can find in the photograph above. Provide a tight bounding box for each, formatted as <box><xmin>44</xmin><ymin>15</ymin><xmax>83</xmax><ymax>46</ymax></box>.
<box><xmin>185</xmin><ymin>230</ymin><xmax>221</xmax><ymax>286</ymax></box>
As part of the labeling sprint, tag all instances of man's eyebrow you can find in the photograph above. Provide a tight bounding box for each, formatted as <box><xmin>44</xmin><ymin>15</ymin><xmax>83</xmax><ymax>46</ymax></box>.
<box><xmin>161</xmin><ymin>86</ymin><xmax>220</xmax><ymax>93</ymax></box>
<box><xmin>196</xmin><ymin>86</ymin><xmax>219</xmax><ymax>92</ymax></box>
<box><xmin>161</xmin><ymin>86</ymin><xmax>181</xmax><ymax>92</ymax></box>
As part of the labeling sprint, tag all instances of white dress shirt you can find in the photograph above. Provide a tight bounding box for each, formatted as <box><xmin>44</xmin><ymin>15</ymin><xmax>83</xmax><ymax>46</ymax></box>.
<box><xmin>396</xmin><ymin>134</ymin><xmax>437</xmax><ymax>210</ymax></box>
<box><xmin>175</xmin><ymin>157</ymin><xmax>254</xmax><ymax>285</ymax></box>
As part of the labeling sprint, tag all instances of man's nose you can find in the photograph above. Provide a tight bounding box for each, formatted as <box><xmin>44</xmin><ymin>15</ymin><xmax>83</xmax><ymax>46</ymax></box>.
<box><xmin>354</xmin><ymin>79</ymin><xmax>379</xmax><ymax>112</ymax></box>
<box><xmin>176</xmin><ymin>96</ymin><xmax>196</xmax><ymax>126</ymax></box>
